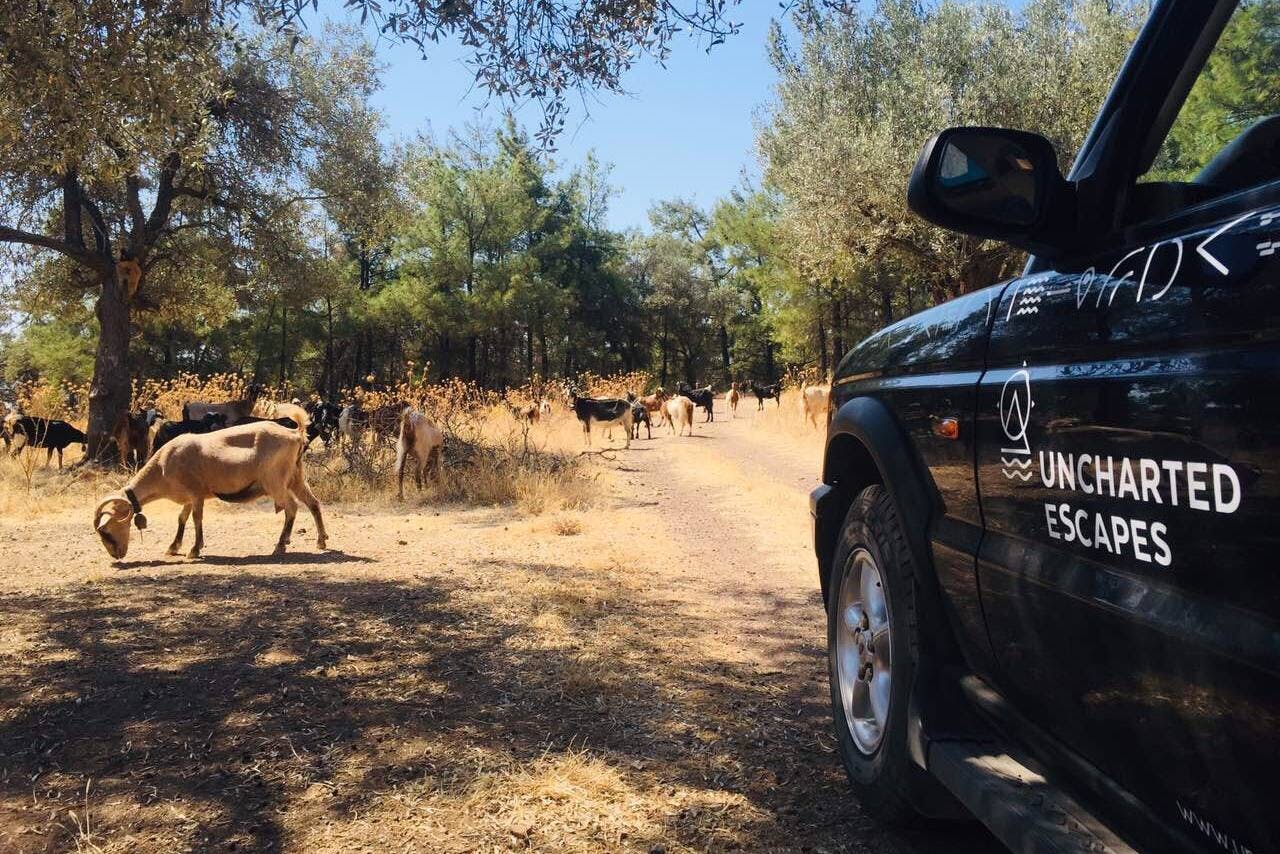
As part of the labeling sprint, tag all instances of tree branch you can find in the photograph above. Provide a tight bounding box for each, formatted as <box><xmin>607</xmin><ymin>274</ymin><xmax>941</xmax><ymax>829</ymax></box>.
<box><xmin>62</xmin><ymin>169</ymin><xmax>84</xmax><ymax>249</ymax></box>
<box><xmin>0</xmin><ymin>224</ymin><xmax>110</xmax><ymax>272</ymax></box>
<box><xmin>125</xmin><ymin>175</ymin><xmax>147</xmax><ymax>243</ymax></box>
<box><xmin>79</xmin><ymin>194</ymin><xmax>113</xmax><ymax>258</ymax></box>
<box><xmin>145</xmin><ymin>152</ymin><xmax>182</xmax><ymax>243</ymax></box>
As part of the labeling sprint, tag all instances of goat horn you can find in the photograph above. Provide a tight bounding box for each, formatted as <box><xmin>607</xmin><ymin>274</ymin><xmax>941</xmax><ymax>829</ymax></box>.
<box><xmin>94</xmin><ymin>495</ymin><xmax>131</xmax><ymax>522</ymax></box>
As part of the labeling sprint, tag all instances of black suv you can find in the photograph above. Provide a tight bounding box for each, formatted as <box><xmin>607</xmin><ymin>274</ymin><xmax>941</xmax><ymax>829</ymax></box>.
<box><xmin>810</xmin><ymin>1</ymin><xmax>1278</xmax><ymax>852</ymax></box>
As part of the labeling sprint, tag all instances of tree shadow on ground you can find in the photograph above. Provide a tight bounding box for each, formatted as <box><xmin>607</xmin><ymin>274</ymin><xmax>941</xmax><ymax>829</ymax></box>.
<box><xmin>0</xmin><ymin>564</ymin><xmax>1000</xmax><ymax>853</ymax></box>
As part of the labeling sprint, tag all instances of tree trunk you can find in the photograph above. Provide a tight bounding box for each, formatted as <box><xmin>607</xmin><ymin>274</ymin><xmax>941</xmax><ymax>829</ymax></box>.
<box><xmin>660</xmin><ymin>315</ymin><xmax>670</xmax><ymax>386</ymax></box>
<box><xmin>815</xmin><ymin>305</ymin><xmax>829</xmax><ymax>377</ymax></box>
<box><xmin>278</xmin><ymin>303</ymin><xmax>288</xmax><ymax>386</ymax></box>
<box><xmin>325</xmin><ymin>297</ymin><xmax>335</xmax><ymax>398</ymax></box>
<box><xmin>85</xmin><ymin>268</ymin><xmax>131</xmax><ymax>461</ymax></box>
<box><xmin>719</xmin><ymin>322</ymin><xmax>731</xmax><ymax>381</ymax></box>
<box><xmin>832</xmin><ymin>298</ymin><xmax>844</xmax><ymax>375</ymax></box>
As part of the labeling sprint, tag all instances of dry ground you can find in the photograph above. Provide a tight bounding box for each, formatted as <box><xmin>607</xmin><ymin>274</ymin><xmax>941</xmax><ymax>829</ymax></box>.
<box><xmin>0</xmin><ymin>396</ymin><xmax>999</xmax><ymax>853</ymax></box>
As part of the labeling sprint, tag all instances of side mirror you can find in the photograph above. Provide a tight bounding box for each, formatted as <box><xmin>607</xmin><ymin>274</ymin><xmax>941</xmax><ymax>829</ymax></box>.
<box><xmin>907</xmin><ymin>127</ymin><xmax>1074</xmax><ymax>256</ymax></box>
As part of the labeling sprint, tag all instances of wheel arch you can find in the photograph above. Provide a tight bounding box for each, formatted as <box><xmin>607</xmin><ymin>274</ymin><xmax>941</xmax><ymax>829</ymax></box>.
<box><xmin>815</xmin><ymin>395</ymin><xmax>939</xmax><ymax>619</ymax></box>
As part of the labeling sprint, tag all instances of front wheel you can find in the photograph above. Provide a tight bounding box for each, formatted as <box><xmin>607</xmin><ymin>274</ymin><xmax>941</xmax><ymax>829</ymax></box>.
<box><xmin>828</xmin><ymin>484</ymin><xmax>958</xmax><ymax>824</ymax></box>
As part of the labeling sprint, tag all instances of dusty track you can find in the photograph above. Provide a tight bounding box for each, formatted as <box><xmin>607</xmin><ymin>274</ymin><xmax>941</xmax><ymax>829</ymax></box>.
<box><xmin>0</xmin><ymin>404</ymin><xmax>999</xmax><ymax>853</ymax></box>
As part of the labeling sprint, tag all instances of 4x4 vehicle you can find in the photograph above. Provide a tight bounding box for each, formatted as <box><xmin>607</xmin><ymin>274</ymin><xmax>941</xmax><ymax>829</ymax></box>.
<box><xmin>810</xmin><ymin>1</ymin><xmax>1279</xmax><ymax>852</ymax></box>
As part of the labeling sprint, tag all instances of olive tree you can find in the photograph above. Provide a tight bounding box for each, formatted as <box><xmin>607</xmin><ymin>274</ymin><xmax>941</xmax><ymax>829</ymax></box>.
<box><xmin>0</xmin><ymin>0</ymin><xmax>761</xmax><ymax>459</ymax></box>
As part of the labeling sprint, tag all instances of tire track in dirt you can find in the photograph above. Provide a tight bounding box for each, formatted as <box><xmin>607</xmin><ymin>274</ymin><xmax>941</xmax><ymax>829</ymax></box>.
<box><xmin>595</xmin><ymin>408</ymin><xmax>1002</xmax><ymax>854</ymax></box>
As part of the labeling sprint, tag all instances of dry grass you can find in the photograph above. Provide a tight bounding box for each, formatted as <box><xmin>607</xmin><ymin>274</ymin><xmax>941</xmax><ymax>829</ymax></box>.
<box><xmin>0</xmin><ymin>371</ymin><xmax>669</xmax><ymax>519</ymax></box>
<box><xmin>0</xmin><ymin>392</ymin><xmax>1000</xmax><ymax>854</ymax></box>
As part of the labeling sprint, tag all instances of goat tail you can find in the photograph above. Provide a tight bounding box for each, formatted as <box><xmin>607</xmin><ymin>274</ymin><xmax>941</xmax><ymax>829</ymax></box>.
<box><xmin>399</xmin><ymin>407</ymin><xmax>414</xmax><ymax>447</ymax></box>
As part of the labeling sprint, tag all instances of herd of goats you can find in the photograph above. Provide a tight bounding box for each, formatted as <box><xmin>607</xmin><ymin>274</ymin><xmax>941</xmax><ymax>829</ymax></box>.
<box><xmin>0</xmin><ymin>377</ymin><xmax>832</xmax><ymax>562</ymax></box>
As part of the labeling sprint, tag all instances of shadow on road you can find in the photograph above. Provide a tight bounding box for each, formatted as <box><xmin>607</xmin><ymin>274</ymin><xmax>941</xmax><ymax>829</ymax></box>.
<box><xmin>0</xmin><ymin>563</ymin><xmax>1001</xmax><ymax>853</ymax></box>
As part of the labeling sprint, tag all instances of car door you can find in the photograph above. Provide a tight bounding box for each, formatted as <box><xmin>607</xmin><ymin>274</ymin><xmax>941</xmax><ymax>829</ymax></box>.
<box><xmin>974</xmin><ymin>144</ymin><xmax>1280</xmax><ymax>854</ymax></box>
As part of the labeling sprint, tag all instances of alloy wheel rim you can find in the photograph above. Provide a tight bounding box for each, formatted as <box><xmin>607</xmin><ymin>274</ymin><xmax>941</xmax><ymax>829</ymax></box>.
<box><xmin>835</xmin><ymin>547</ymin><xmax>892</xmax><ymax>755</ymax></box>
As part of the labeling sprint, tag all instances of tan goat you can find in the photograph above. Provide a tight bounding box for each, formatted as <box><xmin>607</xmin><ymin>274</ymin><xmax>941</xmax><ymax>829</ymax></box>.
<box><xmin>664</xmin><ymin>395</ymin><xmax>695</xmax><ymax>437</ymax></box>
<box><xmin>254</xmin><ymin>399</ymin><xmax>311</xmax><ymax>431</ymax></box>
<box><xmin>802</xmin><ymin>384</ymin><xmax>832</xmax><ymax>428</ymax></box>
<box><xmin>395</xmin><ymin>408</ymin><xmax>445</xmax><ymax>500</ymax></box>
<box><xmin>93</xmin><ymin>421</ymin><xmax>327</xmax><ymax>560</ymax></box>
<box><xmin>727</xmin><ymin>384</ymin><xmax>741</xmax><ymax>416</ymax></box>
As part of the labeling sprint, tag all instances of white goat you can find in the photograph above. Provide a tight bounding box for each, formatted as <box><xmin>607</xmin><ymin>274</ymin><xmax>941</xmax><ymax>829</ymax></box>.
<box><xmin>93</xmin><ymin>421</ymin><xmax>326</xmax><ymax>560</ymax></box>
<box><xmin>664</xmin><ymin>395</ymin><xmax>695</xmax><ymax>437</ymax></box>
<box><xmin>395</xmin><ymin>408</ymin><xmax>445</xmax><ymax>500</ymax></box>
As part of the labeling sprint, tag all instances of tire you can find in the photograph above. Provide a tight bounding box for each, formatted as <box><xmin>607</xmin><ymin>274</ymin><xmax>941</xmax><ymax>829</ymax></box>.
<box><xmin>827</xmin><ymin>483</ymin><xmax>956</xmax><ymax>824</ymax></box>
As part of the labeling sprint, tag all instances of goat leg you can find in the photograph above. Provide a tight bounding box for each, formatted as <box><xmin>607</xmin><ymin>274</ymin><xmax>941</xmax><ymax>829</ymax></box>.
<box><xmin>187</xmin><ymin>499</ymin><xmax>205</xmax><ymax>559</ymax></box>
<box><xmin>274</xmin><ymin>496</ymin><xmax>298</xmax><ymax>554</ymax></box>
<box><xmin>293</xmin><ymin>479</ymin><xmax>328</xmax><ymax>550</ymax></box>
<box><xmin>395</xmin><ymin>447</ymin><xmax>407</xmax><ymax>501</ymax></box>
<box><xmin>168</xmin><ymin>504</ymin><xmax>191</xmax><ymax>555</ymax></box>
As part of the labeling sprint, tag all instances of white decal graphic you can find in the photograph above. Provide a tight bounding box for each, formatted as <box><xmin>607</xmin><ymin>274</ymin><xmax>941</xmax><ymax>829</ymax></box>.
<box><xmin>1074</xmin><ymin>268</ymin><xmax>1096</xmax><ymax>308</ymax></box>
<box><xmin>999</xmin><ymin>365</ymin><xmax>1033</xmax><ymax>481</ymax></box>
<box><xmin>1262</xmin><ymin>210</ymin><xmax>1279</xmax><ymax>227</ymax></box>
<box><xmin>1177</xmin><ymin>801</ymin><xmax>1256</xmax><ymax>854</ymax></box>
<box><xmin>1257</xmin><ymin>240</ymin><xmax>1277</xmax><ymax>258</ymax></box>
<box><xmin>1196</xmin><ymin>212</ymin><xmax>1251</xmax><ymax>277</ymax></box>
<box><xmin>1099</xmin><ymin>247</ymin><xmax>1145</xmax><ymax>307</ymax></box>
<box><xmin>1137</xmin><ymin>238</ymin><xmax>1183</xmax><ymax>302</ymax></box>
<box><xmin>1012</xmin><ymin>284</ymin><xmax>1045</xmax><ymax>317</ymax></box>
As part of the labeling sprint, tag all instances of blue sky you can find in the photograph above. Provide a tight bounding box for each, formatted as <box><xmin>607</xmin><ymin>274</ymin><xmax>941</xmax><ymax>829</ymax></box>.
<box><xmin>344</xmin><ymin>5</ymin><xmax>791</xmax><ymax>232</ymax></box>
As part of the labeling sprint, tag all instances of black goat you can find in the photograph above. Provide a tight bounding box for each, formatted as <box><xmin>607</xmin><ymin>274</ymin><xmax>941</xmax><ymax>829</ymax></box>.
<box><xmin>8</xmin><ymin>417</ymin><xmax>87</xmax><ymax>469</ymax></box>
<box><xmin>304</xmin><ymin>400</ymin><xmax>343</xmax><ymax>446</ymax></box>
<box><xmin>570</xmin><ymin>388</ymin><xmax>633</xmax><ymax>448</ymax></box>
<box><xmin>626</xmin><ymin>394</ymin><xmax>651</xmax><ymax>440</ymax></box>
<box><xmin>151</xmin><ymin>412</ymin><xmax>227</xmax><ymax>457</ymax></box>
<box><xmin>750</xmin><ymin>382</ymin><xmax>782</xmax><ymax>410</ymax></box>
<box><xmin>229</xmin><ymin>415</ymin><xmax>300</xmax><ymax>431</ymax></box>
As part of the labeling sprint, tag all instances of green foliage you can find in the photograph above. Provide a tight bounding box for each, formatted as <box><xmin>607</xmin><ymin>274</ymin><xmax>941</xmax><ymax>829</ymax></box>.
<box><xmin>753</xmin><ymin>0</ymin><xmax>1144</xmax><ymax>370</ymax></box>
<box><xmin>3</xmin><ymin>312</ymin><xmax>97</xmax><ymax>387</ymax></box>
<box><xmin>1151</xmin><ymin>0</ymin><xmax>1280</xmax><ymax>180</ymax></box>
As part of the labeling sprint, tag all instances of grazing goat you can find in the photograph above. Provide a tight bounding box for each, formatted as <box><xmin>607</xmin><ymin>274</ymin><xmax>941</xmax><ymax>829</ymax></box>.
<box><xmin>94</xmin><ymin>421</ymin><xmax>326</xmax><ymax>560</ymax></box>
<box><xmin>151</xmin><ymin>413</ymin><xmax>227</xmax><ymax>457</ymax></box>
<box><xmin>303</xmin><ymin>400</ymin><xmax>343</xmax><ymax>446</ymax></box>
<box><xmin>339</xmin><ymin>402</ymin><xmax>402</xmax><ymax>447</ymax></box>
<box><xmin>254</xmin><ymin>400</ymin><xmax>309</xmax><ymax>433</ymax></box>
<box><xmin>727</xmin><ymin>384</ymin><xmax>741</xmax><ymax>416</ymax></box>
<box><xmin>8</xmin><ymin>417</ymin><xmax>86</xmax><ymax>469</ymax></box>
<box><xmin>664</xmin><ymin>395</ymin><xmax>695</xmax><ymax>437</ymax></box>
<box><xmin>678</xmin><ymin>384</ymin><xmax>715</xmax><ymax>422</ymax></box>
<box><xmin>750</xmin><ymin>382</ymin><xmax>782</xmax><ymax>410</ymax></box>
<box><xmin>570</xmin><ymin>390</ymin><xmax>633</xmax><ymax>449</ymax></box>
<box><xmin>803</xmin><ymin>384</ymin><xmax>832</xmax><ymax>428</ymax></box>
<box><xmin>539</xmin><ymin>398</ymin><xmax>553</xmax><ymax>418</ymax></box>
<box><xmin>183</xmin><ymin>383</ymin><xmax>263</xmax><ymax>424</ymax></box>
<box><xmin>395</xmin><ymin>408</ymin><xmax>445</xmax><ymax>500</ymax></box>
<box><xmin>112</xmin><ymin>411</ymin><xmax>153</xmax><ymax>468</ymax></box>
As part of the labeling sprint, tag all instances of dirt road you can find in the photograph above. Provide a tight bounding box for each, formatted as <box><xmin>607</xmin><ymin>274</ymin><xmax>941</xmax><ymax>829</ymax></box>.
<box><xmin>0</xmin><ymin>406</ymin><xmax>1000</xmax><ymax>853</ymax></box>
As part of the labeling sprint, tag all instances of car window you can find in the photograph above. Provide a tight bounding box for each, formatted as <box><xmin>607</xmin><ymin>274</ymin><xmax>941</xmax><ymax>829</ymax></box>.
<box><xmin>1140</xmin><ymin>0</ymin><xmax>1280</xmax><ymax>201</ymax></box>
